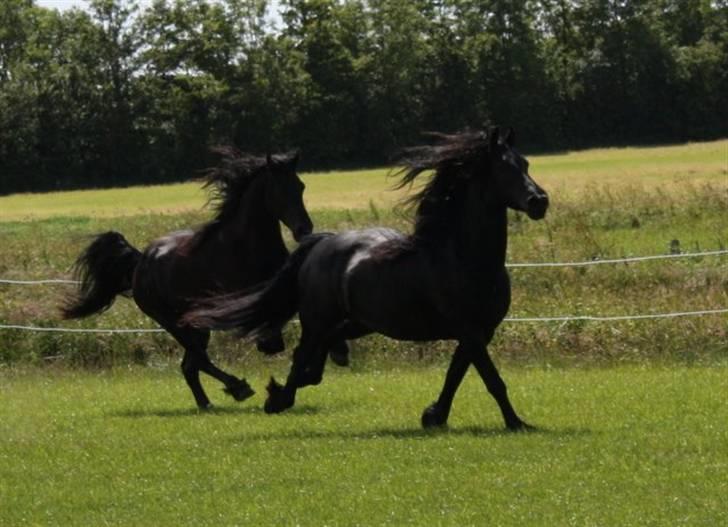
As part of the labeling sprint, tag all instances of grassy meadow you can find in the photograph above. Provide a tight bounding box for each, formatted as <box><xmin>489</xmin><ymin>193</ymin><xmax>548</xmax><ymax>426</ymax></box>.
<box><xmin>1</xmin><ymin>139</ymin><xmax>726</xmax><ymax>222</ymax></box>
<box><xmin>0</xmin><ymin>139</ymin><xmax>725</xmax><ymax>366</ymax></box>
<box><xmin>1</xmin><ymin>366</ymin><xmax>727</xmax><ymax>526</ymax></box>
<box><xmin>0</xmin><ymin>140</ymin><xmax>727</xmax><ymax>525</ymax></box>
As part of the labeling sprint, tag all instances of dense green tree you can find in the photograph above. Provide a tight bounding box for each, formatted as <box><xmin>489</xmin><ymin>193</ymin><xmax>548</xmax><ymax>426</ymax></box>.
<box><xmin>0</xmin><ymin>0</ymin><xmax>726</xmax><ymax>194</ymax></box>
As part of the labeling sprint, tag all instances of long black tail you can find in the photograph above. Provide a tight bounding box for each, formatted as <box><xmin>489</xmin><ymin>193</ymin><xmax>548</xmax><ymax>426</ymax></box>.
<box><xmin>182</xmin><ymin>233</ymin><xmax>330</xmax><ymax>337</ymax></box>
<box><xmin>61</xmin><ymin>231</ymin><xmax>142</xmax><ymax>319</ymax></box>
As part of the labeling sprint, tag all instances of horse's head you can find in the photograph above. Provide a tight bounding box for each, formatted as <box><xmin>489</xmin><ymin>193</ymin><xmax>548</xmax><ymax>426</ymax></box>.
<box><xmin>486</xmin><ymin>127</ymin><xmax>548</xmax><ymax>220</ymax></box>
<box><xmin>265</xmin><ymin>151</ymin><xmax>313</xmax><ymax>242</ymax></box>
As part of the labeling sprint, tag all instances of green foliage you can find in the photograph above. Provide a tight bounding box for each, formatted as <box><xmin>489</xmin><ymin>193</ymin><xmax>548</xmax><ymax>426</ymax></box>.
<box><xmin>0</xmin><ymin>366</ymin><xmax>726</xmax><ymax>525</ymax></box>
<box><xmin>2</xmin><ymin>0</ymin><xmax>728</xmax><ymax>194</ymax></box>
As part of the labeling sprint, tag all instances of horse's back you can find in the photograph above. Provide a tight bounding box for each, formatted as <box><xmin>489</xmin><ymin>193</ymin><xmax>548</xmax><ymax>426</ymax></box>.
<box><xmin>294</xmin><ymin>229</ymin><xmax>403</xmax><ymax>324</ymax></box>
<box><xmin>132</xmin><ymin>228</ymin><xmax>286</xmax><ymax>323</ymax></box>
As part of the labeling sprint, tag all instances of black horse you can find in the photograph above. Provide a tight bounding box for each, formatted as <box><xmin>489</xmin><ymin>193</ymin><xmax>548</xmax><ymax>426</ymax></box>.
<box><xmin>184</xmin><ymin>129</ymin><xmax>549</xmax><ymax>429</ymax></box>
<box><xmin>62</xmin><ymin>149</ymin><xmax>341</xmax><ymax>409</ymax></box>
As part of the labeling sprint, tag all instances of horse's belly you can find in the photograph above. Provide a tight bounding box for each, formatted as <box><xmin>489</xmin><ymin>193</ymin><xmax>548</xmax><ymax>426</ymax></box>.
<box><xmin>345</xmin><ymin>252</ymin><xmax>511</xmax><ymax>341</ymax></box>
<box><xmin>345</xmin><ymin>258</ymin><xmax>455</xmax><ymax>341</ymax></box>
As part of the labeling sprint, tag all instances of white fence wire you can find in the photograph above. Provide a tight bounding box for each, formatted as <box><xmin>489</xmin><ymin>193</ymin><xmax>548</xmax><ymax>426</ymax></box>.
<box><xmin>3</xmin><ymin>249</ymin><xmax>727</xmax><ymax>285</ymax></box>
<box><xmin>1</xmin><ymin>249</ymin><xmax>726</xmax><ymax>333</ymax></box>
<box><xmin>1</xmin><ymin>308</ymin><xmax>726</xmax><ymax>334</ymax></box>
<box><xmin>506</xmin><ymin>249</ymin><xmax>728</xmax><ymax>268</ymax></box>
<box><xmin>0</xmin><ymin>324</ymin><xmax>165</xmax><ymax>334</ymax></box>
<box><xmin>0</xmin><ymin>278</ymin><xmax>79</xmax><ymax>285</ymax></box>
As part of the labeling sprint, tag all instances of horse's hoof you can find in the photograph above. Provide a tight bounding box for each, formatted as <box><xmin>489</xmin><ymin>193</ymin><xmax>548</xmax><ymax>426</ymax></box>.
<box><xmin>421</xmin><ymin>403</ymin><xmax>448</xmax><ymax>429</ymax></box>
<box><xmin>224</xmin><ymin>379</ymin><xmax>255</xmax><ymax>402</ymax></box>
<box><xmin>263</xmin><ymin>394</ymin><xmax>295</xmax><ymax>414</ymax></box>
<box><xmin>256</xmin><ymin>335</ymin><xmax>285</xmax><ymax>355</ymax></box>
<box><xmin>263</xmin><ymin>398</ymin><xmax>286</xmax><ymax>414</ymax></box>
<box><xmin>264</xmin><ymin>377</ymin><xmax>294</xmax><ymax>414</ymax></box>
<box><xmin>198</xmin><ymin>402</ymin><xmax>214</xmax><ymax>412</ymax></box>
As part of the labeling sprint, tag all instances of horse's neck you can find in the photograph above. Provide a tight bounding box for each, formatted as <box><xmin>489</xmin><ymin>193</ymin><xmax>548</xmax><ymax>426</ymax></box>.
<box><xmin>457</xmin><ymin>202</ymin><xmax>508</xmax><ymax>271</ymax></box>
<box><xmin>220</xmin><ymin>181</ymin><xmax>284</xmax><ymax>251</ymax></box>
<box><xmin>413</xmin><ymin>197</ymin><xmax>508</xmax><ymax>270</ymax></box>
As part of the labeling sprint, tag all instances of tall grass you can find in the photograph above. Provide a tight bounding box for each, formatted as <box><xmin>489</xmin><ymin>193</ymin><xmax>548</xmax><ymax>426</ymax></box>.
<box><xmin>0</xmin><ymin>141</ymin><xmax>726</xmax><ymax>367</ymax></box>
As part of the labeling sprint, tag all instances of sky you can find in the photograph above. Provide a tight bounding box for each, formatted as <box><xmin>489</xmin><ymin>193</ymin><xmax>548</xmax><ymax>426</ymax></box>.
<box><xmin>35</xmin><ymin>0</ymin><xmax>280</xmax><ymax>11</ymax></box>
<box><xmin>36</xmin><ymin>0</ymin><xmax>88</xmax><ymax>9</ymax></box>
<box><xmin>35</xmin><ymin>0</ymin><xmax>281</xmax><ymax>20</ymax></box>
<box><xmin>34</xmin><ymin>0</ymin><xmax>283</xmax><ymax>27</ymax></box>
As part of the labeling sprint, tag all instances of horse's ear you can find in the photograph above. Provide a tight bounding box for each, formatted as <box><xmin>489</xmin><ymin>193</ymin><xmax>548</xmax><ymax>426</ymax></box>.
<box><xmin>266</xmin><ymin>152</ymin><xmax>273</xmax><ymax>167</ymax></box>
<box><xmin>489</xmin><ymin>126</ymin><xmax>501</xmax><ymax>149</ymax></box>
<box><xmin>290</xmin><ymin>150</ymin><xmax>300</xmax><ymax>168</ymax></box>
<box><xmin>504</xmin><ymin>127</ymin><xmax>515</xmax><ymax>147</ymax></box>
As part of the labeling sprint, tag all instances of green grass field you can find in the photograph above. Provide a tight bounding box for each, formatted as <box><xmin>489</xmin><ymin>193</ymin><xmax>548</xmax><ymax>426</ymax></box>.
<box><xmin>1</xmin><ymin>139</ymin><xmax>726</xmax><ymax>221</ymax></box>
<box><xmin>1</xmin><ymin>366</ymin><xmax>726</xmax><ymax>526</ymax></box>
<box><xmin>1</xmin><ymin>140</ymin><xmax>727</xmax><ymax>525</ymax></box>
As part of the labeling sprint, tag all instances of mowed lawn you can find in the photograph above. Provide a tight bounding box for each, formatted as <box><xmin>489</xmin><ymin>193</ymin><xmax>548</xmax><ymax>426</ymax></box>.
<box><xmin>0</xmin><ymin>139</ymin><xmax>726</xmax><ymax>221</ymax></box>
<box><xmin>1</xmin><ymin>365</ymin><xmax>726</xmax><ymax>526</ymax></box>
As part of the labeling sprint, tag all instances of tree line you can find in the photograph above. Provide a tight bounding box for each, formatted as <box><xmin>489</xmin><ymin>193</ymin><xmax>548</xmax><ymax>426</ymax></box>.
<box><xmin>1</xmin><ymin>0</ymin><xmax>726</xmax><ymax>194</ymax></box>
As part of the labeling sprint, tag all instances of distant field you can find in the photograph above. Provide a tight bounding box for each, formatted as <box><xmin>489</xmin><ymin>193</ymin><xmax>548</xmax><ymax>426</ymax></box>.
<box><xmin>0</xmin><ymin>140</ymin><xmax>726</xmax><ymax>221</ymax></box>
<box><xmin>1</xmin><ymin>365</ymin><xmax>726</xmax><ymax>526</ymax></box>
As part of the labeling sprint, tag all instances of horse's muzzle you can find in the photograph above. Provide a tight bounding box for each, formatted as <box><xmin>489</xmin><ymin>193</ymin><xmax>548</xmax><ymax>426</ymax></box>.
<box><xmin>526</xmin><ymin>194</ymin><xmax>549</xmax><ymax>220</ymax></box>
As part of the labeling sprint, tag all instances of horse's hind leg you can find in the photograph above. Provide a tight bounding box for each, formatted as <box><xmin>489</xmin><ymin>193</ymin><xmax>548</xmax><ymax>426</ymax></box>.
<box><xmin>194</xmin><ymin>334</ymin><xmax>254</xmax><ymax>403</ymax></box>
<box><xmin>172</xmin><ymin>328</ymin><xmax>213</xmax><ymax>410</ymax></box>
<box><xmin>172</xmin><ymin>327</ymin><xmax>254</xmax><ymax>409</ymax></box>
<box><xmin>301</xmin><ymin>321</ymin><xmax>369</xmax><ymax>386</ymax></box>
<box><xmin>264</xmin><ymin>329</ymin><xmax>322</xmax><ymax>414</ymax></box>
<box><xmin>264</xmin><ymin>313</ymin><xmax>355</xmax><ymax>413</ymax></box>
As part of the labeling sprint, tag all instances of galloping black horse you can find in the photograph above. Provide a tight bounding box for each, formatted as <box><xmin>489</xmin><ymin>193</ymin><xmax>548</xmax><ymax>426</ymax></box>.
<box><xmin>184</xmin><ymin>128</ymin><xmax>549</xmax><ymax>429</ymax></box>
<box><xmin>62</xmin><ymin>149</ymin><xmax>324</xmax><ymax>409</ymax></box>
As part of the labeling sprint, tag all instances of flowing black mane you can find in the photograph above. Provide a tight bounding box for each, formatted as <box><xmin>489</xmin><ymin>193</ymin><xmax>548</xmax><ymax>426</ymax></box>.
<box><xmin>188</xmin><ymin>147</ymin><xmax>291</xmax><ymax>250</ymax></box>
<box><xmin>202</xmin><ymin>146</ymin><xmax>270</xmax><ymax>228</ymax></box>
<box><xmin>181</xmin><ymin>147</ymin><xmax>269</xmax><ymax>250</ymax></box>
<box><xmin>392</xmin><ymin>130</ymin><xmax>493</xmax><ymax>243</ymax></box>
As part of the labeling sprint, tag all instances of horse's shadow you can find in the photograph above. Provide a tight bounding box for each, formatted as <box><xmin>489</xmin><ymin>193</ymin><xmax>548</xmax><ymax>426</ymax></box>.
<box><xmin>228</xmin><ymin>424</ymin><xmax>593</xmax><ymax>443</ymax></box>
<box><xmin>110</xmin><ymin>402</ymin><xmax>592</xmax><ymax>442</ymax></box>
<box><xmin>111</xmin><ymin>403</ymin><xmax>331</xmax><ymax>419</ymax></box>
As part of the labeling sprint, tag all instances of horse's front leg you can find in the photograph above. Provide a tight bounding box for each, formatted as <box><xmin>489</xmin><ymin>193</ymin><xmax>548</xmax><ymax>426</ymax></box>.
<box><xmin>422</xmin><ymin>343</ymin><xmax>470</xmax><ymax>428</ymax></box>
<box><xmin>468</xmin><ymin>339</ymin><xmax>532</xmax><ymax>431</ymax></box>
